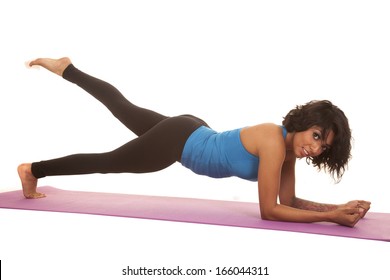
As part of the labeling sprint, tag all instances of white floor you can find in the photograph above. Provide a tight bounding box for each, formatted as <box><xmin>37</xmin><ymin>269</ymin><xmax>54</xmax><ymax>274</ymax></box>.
<box><xmin>2</xmin><ymin>1</ymin><xmax>390</xmax><ymax>279</ymax></box>
<box><xmin>0</xmin><ymin>207</ymin><xmax>389</xmax><ymax>280</ymax></box>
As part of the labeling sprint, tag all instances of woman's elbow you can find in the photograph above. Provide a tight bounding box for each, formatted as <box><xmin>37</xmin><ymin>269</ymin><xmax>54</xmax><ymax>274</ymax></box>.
<box><xmin>260</xmin><ymin>207</ymin><xmax>277</xmax><ymax>221</ymax></box>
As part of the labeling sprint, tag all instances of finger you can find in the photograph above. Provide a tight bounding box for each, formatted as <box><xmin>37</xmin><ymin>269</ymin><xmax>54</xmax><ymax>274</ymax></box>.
<box><xmin>357</xmin><ymin>202</ymin><xmax>371</xmax><ymax>216</ymax></box>
<box><xmin>347</xmin><ymin>200</ymin><xmax>359</xmax><ymax>207</ymax></box>
<box><xmin>358</xmin><ymin>206</ymin><xmax>369</xmax><ymax>218</ymax></box>
<box><xmin>358</xmin><ymin>200</ymin><xmax>371</xmax><ymax>207</ymax></box>
<box><xmin>343</xmin><ymin>207</ymin><xmax>361</xmax><ymax>215</ymax></box>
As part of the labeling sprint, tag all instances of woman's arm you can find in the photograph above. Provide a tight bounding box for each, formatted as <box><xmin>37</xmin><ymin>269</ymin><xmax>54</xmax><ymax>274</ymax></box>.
<box><xmin>278</xmin><ymin>150</ymin><xmax>371</xmax><ymax>216</ymax></box>
<box><xmin>278</xmin><ymin>160</ymin><xmax>339</xmax><ymax>211</ymax></box>
<box><xmin>292</xmin><ymin>197</ymin><xmax>338</xmax><ymax>211</ymax></box>
<box><xmin>256</xmin><ymin>125</ymin><xmax>363</xmax><ymax>227</ymax></box>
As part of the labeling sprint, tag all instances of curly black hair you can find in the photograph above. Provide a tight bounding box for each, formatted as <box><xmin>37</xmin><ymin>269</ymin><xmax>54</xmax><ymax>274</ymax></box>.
<box><xmin>282</xmin><ymin>100</ymin><xmax>352</xmax><ymax>182</ymax></box>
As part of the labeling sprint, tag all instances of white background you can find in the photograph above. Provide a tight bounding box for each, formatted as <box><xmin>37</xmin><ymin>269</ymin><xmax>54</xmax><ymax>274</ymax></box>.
<box><xmin>1</xmin><ymin>1</ymin><xmax>389</xmax><ymax>279</ymax></box>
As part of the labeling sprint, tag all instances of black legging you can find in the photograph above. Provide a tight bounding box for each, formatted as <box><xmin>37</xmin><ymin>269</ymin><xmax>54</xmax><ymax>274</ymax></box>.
<box><xmin>31</xmin><ymin>64</ymin><xmax>208</xmax><ymax>179</ymax></box>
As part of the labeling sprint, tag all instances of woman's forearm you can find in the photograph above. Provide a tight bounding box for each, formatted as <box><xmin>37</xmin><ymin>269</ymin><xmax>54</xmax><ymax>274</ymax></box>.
<box><xmin>261</xmin><ymin>202</ymin><xmax>363</xmax><ymax>227</ymax></box>
<box><xmin>261</xmin><ymin>203</ymin><xmax>333</xmax><ymax>224</ymax></box>
<box><xmin>291</xmin><ymin>197</ymin><xmax>339</xmax><ymax>212</ymax></box>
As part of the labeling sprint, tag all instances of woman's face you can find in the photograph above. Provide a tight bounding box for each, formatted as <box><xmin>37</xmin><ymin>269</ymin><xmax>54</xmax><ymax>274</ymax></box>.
<box><xmin>293</xmin><ymin>126</ymin><xmax>334</xmax><ymax>159</ymax></box>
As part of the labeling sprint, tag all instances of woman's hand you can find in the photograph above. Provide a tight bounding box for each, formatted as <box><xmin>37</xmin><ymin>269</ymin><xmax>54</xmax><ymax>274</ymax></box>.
<box><xmin>329</xmin><ymin>207</ymin><xmax>365</xmax><ymax>227</ymax></box>
<box><xmin>329</xmin><ymin>200</ymin><xmax>371</xmax><ymax>227</ymax></box>
<box><xmin>340</xmin><ymin>200</ymin><xmax>371</xmax><ymax>218</ymax></box>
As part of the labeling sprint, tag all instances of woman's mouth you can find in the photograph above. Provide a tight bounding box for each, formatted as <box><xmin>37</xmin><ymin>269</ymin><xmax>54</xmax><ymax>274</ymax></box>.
<box><xmin>302</xmin><ymin>147</ymin><xmax>309</xmax><ymax>157</ymax></box>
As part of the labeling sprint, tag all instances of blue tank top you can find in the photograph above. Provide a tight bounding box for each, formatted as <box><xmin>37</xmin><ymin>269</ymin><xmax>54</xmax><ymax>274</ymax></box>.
<box><xmin>181</xmin><ymin>125</ymin><xmax>287</xmax><ymax>182</ymax></box>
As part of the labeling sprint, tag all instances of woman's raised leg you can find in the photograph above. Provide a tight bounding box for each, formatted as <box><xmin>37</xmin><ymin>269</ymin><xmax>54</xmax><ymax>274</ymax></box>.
<box><xmin>29</xmin><ymin>57</ymin><xmax>167</xmax><ymax>136</ymax></box>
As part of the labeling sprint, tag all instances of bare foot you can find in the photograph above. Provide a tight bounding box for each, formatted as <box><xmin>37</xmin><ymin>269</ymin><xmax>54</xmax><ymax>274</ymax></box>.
<box><xmin>28</xmin><ymin>57</ymin><xmax>72</xmax><ymax>76</ymax></box>
<box><xmin>17</xmin><ymin>163</ymin><xmax>46</xmax><ymax>199</ymax></box>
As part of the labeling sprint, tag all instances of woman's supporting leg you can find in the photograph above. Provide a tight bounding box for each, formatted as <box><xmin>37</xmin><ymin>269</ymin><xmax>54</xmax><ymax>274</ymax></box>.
<box><xmin>19</xmin><ymin>114</ymin><xmax>206</xmax><ymax>198</ymax></box>
<box><xmin>30</xmin><ymin>115</ymin><xmax>204</xmax><ymax>178</ymax></box>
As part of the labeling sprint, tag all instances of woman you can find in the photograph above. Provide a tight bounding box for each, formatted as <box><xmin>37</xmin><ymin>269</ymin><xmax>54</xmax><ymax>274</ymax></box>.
<box><xmin>18</xmin><ymin>57</ymin><xmax>370</xmax><ymax>227</ymax></box>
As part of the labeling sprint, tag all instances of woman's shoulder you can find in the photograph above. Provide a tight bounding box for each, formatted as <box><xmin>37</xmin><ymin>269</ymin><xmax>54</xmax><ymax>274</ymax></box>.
<box><xmin>240</xmin><ymin>123</ymin><xmax>286</xmax><ymax>157</ymax></box>
<box><xmin>242</xmin><ymin>123</ymin><xmax>284</xmax><ymax>136</ymax></box>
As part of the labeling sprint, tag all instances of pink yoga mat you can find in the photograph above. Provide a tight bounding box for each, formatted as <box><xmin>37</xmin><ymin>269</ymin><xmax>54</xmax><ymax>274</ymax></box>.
<box><xmin>0</xmin><ymin>186</ymin><xmax>389</xmax><ymax>241</ymax></box>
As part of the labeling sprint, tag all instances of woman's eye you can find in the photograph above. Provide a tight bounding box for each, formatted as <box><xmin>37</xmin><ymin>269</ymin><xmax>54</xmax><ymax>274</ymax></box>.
<box><xmin>313</xmin><ymin>132</ymin><xmax>321</xmax><ymax>140</ymax></box>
